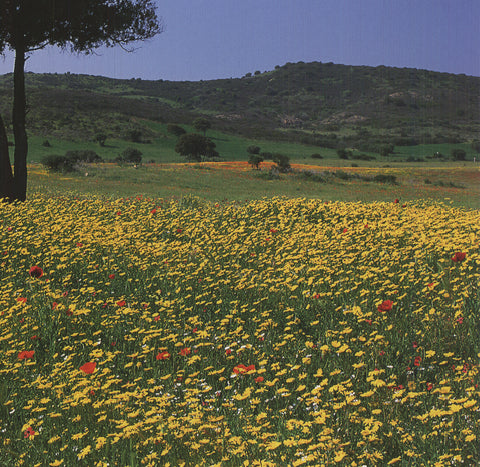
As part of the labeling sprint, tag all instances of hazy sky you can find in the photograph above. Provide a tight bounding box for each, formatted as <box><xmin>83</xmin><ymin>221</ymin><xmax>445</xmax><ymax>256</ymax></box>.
<box><xmin>0</xmin><ymin>0</ymin><xmax>478</xmax><ymax>81</ymax></box>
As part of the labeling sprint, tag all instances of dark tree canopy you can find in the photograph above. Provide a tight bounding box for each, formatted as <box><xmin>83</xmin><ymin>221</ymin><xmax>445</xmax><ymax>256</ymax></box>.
<box><xmin>0</xmin><ymin>0</ymin><xmax>163</xmax><ymax>201</ymax></box>
<box><xmin>175</xmin><ymin>133</ymin><xmax>218</xmax><ymax>162</ymax></box>
<box><xmin>0</xmin><ymin>0</ymin><xmax>162</xmax><ymax>54</ymax></box>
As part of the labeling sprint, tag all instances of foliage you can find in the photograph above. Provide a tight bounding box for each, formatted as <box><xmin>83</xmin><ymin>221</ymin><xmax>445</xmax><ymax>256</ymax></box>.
<box><xmin>452</xmin><ymin>148</ymin><xmax>467</xmax><ymax>161</ymax></box>
<box><xmin>65</xmin><ymin>149</ymin><xmax>102</xmax><ymax>163</ymax></box>
<box><xmin>167</xmin><ymin>123</ymin><xmax>186</xmax><ymax>137</ymax></box>
<box><xmin>41</xmin><ymin>149</ymin><xmax>102</xmax><ymax>172</ymax></box>
<box><xmin>95</xmin><ymin>133</ymin><xmax>107</xmax><ymax>147</ymax></box>
<box><xmin>0</xmin><ymin>194</ymin><xmax>478</xmax><ymax>465</ymax></box>
<box><xmin>248</xmin><ymin>153</ymin><xmax>263</xmax><ymax>169</ymax></box>
<box><xmin>272</xmin><ymin>153</ymin><xmax>291</xmax><ymax>172</ymax></box>
<box><xmin>247</xmin><ymin>145</ymin><xmax>261</xmax><ymax>155</ymax></box>
<box><xmin>118</xmin><ymin>147</ymin><xmax>142</xmax><ymax>164</ymax></box>
<box><xmin>311</xmin><ymin>153</ymin><xmax>323</xmax><ymax>159</ymax></box>
<box><xmin>40</xmin><ymin>154</ymin><xmax>75</xmax><ymax>173</ymax></box>
<box><xmin>125</xmin><ymin>128</ymin><xmax>143</xmax><ymax>143</ymax></box>
<box><xmin>175</xmin><ymin>133</ymin><xmax>218</xmax><ymax>162</ymax></box>
<box><xmin>0</xmin><ymin>0</ymin><xmax>162</xmax><ymax>201</ymax></box>
<box><xmin>193</xmin><ymin>117</ymin><xmax>211</xmax><ymax>136</ymax></box>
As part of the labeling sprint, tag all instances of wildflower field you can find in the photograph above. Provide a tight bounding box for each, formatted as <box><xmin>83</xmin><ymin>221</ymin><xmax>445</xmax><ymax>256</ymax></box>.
<box><xmin>0</xmin><ymin>193</ymin><xmax>479</xmax><ymax>466</ymax></box>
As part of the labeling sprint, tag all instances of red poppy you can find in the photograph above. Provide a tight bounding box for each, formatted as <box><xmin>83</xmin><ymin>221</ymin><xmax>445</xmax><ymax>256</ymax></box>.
<box><xmin>192</xmin><ymin>327</ymin><xmax>198</xmax><ymax>333</ymax></box>
<box><xmin>76</xmin><ymin>242</ymin><xmax>83</xmax><ymax>247</ymax></box>
<box><xmin>29</xmin><ymin>266</ymin><xmax>43</xmax><ymax>278</ymax></box>
<box><xmin>16</xmin><ymin>297</ymin><xmax>27</xmax><ymax>304</ymax></box>
<box><xmin>156</xmin><ymin>351</ymin><xmax>171</xmax><ymax>360</ymax></box>
<box><xmin>108</xmin><ymin>274</ymin><xmax>115</xmax><ymax>280</ymax></box>
<box><xmin>154</xmin><ymin>315</ymin><xmax>160</xmax><ymax>322</ymax></box>
<box><xmin>52</xmin><ymin>302</ymin><xmax>58</xmax><ymax>310</ymax></box>
<box><xmin>150</xmin><ymin>208</ymin><xmax>157</xmax><ymax>215</ymax></box>
<box><xmin>457</xmin><ymin>317</ymin><xmax>464</xmax><ymax>324</ymax></box>
<box><xmin>24</xmin><ymin>426</ymin><xmax>35</xmax><ymax>438</ymax></box>
<box><xmin>394</xmin><ymin>198</ymin><xmax>399</xmax><ymax>204</ymax></box>
<box><xmin>269</xmin><ymin>228</ymin><xmax>278</xmax><ymax>233</ymax></box>
<box><xmin>80</xmin><ymin>362</ymin><xmax>96</xmax><ymax>374</ymax></box>
<box><xmin>179</xmin><ymin>348</ymin><xmax>190</xmax><ymax>356</ymax></box>
<box><xmin>342</xmin><ymin>228</ymin><xmax>348</xmax><ymax>233</ymax></box>
<box><xmin>451</xmin><ymin>252</ymin><xmax>466</xmax><ymax>263</ymax></box>
<box><xmin>225</xmin><ymin>348</ymin><xmax>232</xmax><ymax>356</ymax></box>
<box><xmin>66</xmin><ymin>308</ymin><xmax>73</xmax><ymax>316</ymax></box>
<box><xmin>116</xmin><ymin>300</ymin><xmax>126</xmax><ymax>307</ymax></box>
<box><xmin>18</xmin><ymin>350</ymin><xmax>35</xmax><ymax>360</ymax></box>
<box><xmin>414</xmin><ymin>356</ymin><xmax>422</xmax><ymax>367</ymax></box>
<box><xmin>377</xmin><ymin>300</ymin><xmax>393</xmax><ymax>312</ymax></box>
<box><xmin>426</xmin><ymin>383</ymin><xmax>434</xmax><ymax>391</ymax></box>
<box><xmin>176</xmin><ymin>228</ymin><xmax>183</xmax><ymax>234</ymax></box>
<box><xmin>255</xmin><ymin>376</ymin><xmax>264</xmax><ymax>383</ymax></box>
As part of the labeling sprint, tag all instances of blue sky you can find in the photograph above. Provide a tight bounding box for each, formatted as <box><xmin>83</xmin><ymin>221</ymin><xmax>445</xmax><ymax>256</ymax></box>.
<box><xmin>1</xmin><ymin>0</ymin><xmax>479</xmax><ymax>80</ymax></box>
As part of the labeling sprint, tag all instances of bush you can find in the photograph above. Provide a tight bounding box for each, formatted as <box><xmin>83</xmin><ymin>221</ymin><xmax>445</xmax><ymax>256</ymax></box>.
<box><xmin>95</xmin><ymin>133</ymin><xmax>107</xmax><ymax>147</ymax></box>
<box><xmin>65</xmin><ymin>150</ymin><xmax>102</xmax><ymax>163</ymax></box>
<box><xmin>260</xmin><ymin>151</ymin><xmax>272</xmax><ymax>160</ymax></box>
<box><xmin>167</xmin><ymin>124</ymin><xmax>186</xmax><ymax>137</ymax></box>
<box><xmin>248</xmin><ymin>154</ymin><xmax>263</xmax><ymax>169</ymax></box>
<box><xmin>42</xmin><ymin>140</ymin><xmax>51</xmax><ymax>148</ymax></box>
<box><xmin>119</xmin><ymin>147</ymin><xmax>143</xmax><ymax>164</ymax></box>
<box><xmin>337</xmin><ymin>149</ymin><xmax>351</xmax><ymax>159</ymax></box>
<box><xmin>311</xmin><ymin>153</ymin><xmax>323</xmax><ymax>159</ymax></box>
<box><xmin>272</xmin><ymin>153</ymin><xmax>291</xmax><ymax>172</ymax></box>
<box><xmin>126</xmin><ymin>129</ymin><xmax>143</xmax><ymax>143</ymax></box>
<box><xmin>247</xmin><ymin>145</ymin><xmax>261</xmax><ymax>155</ymax></box>
<box><xmin>373</xmin><ymin>174</ymin><xmax>397</xmax><ymax>184</ymax></box>
<box><xmin>41</xmin><ymin>154</ymin><xmax>75</xmax><ymax>173</ymax></box>
<box><xmin>451</xmin><ymin>149</ymin><xmax>466</xmax><ymax>161</ymax></box>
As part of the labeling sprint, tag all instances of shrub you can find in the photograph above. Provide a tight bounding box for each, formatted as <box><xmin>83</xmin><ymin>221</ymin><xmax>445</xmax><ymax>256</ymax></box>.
<box><xmin>167</xmin><ymin>124</ymin><xmax>186</xmax><ymax>137</ymax></box>
<box><xmin>272</xmin><ymin>153</ymin><xmax>291</xmax><ymax>172</ymax></box>
<box><xmin>42</xmin><ymin>140</ymin><xmax>51</xmax><ymax>147</ymax></box>
<box><xmin>311</xmin><ymin>153</ymin><xmax>323</xmax><ymax>159</ymax></box>
<box><xmin>126</xmin><ymin>129</ymin><xmax>143</xmax><ymax>143</ymax></box>
<box><xmin>451</xmin><ymin>149</ymin><xmax>466</xmax><ymax>161</ymax></box>
<box><xmin>248</xmin><ymin>154</ymin><xmax>263</xmax><ymax>169</ymax></box>
<box><xmin>119</xmin><ymin>147</ymin><xmax>143</xmax><ymax>164</ymax></box>
<box><xmin>260</xmin><ymin>151</ymin><xmax>272</xmax><ymax>160</ymax></box>
<box><xmin>373</xmin><ymin>174</ymin><xmax>397</xmax><ymax>184</ymax></box>
<box><xmin>247</xmin><ymin>145</ymin><xmax>261</xmax><ymax>155</ymax></box>
<box><xmin>65</xmin><ymin>150</ymin><xmax>102</xmax><ymax>163</ymax></box>
<box><xmin>95</xmin><ymin>133</ymin><xmax>107</xmax><ymax>147</ymax></box>
<box><xmin>41</xmin><ymin>154</ymin><xmax>75</xmax><ymax>173</ymax></box>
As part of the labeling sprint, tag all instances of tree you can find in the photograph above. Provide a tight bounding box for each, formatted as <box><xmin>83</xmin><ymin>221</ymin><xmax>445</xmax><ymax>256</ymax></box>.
<box><xmin>0</xmin><ymin>1</ymin><xmax>162</xmax><ymax>202</ymax></box>
<box><xmin>451</xmin><ymin>149</ymin><xmax>466</xmax><ymax>161</ymax></box>
<box><xmin>248</xmin><ymin>154</ymin><xmax>263</xmax><ymax>170</ymax></box>
<box><xmin>175</xmin><ymin>133</ymin><xmax>217</xmax><ymax>162</ymax></box>
<box><xmin>193</xmin><ymin>118</ymin><xmax>211</xmax><ymax>136</ymax></box>
<box><xmin>247</xmin><ymin>145</ymin><xmax>261</xmax><ymax>155</ymax></box>
<box><xmin>272</xmin><ymin>153</ymin><xmax>291</xmax><ymax>172</ymax></box>
<box><xmin>95</xmin><ymin>133</ymin><xmax>107</xmax><ymax>147</ymax></box>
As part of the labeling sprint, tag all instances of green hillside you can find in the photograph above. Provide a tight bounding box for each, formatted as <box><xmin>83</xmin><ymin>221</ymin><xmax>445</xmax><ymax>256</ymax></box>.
<box><xmin>0</xmin><ymin>61</ymin><xmax>478</xmax><ymax>162</ymax></box>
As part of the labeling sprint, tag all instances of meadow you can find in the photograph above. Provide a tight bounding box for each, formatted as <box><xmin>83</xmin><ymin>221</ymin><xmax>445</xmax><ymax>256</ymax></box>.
<box><xmin>0</xmin><ymin>182</ymin><xmax>479</xmax><ymax>465</ymax></box>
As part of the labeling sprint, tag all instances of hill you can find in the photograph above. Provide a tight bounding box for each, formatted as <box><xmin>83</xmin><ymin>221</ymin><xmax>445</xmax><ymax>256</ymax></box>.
<box><xmin>0</xmin><ymin>61</ymin><xmax>479</xmax><ymax>151</ymax></box>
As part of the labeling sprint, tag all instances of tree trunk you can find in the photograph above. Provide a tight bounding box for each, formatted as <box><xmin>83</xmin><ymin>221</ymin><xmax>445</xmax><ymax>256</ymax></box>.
<box><xmin>0</xmin><ymin>114</ymin><xmax>14</xmax><ymax>201</ymax></box>
<box><xmin>12</xmin><ymin>41</ymin><xmax>28</xmax><ymax>202</ymax></box>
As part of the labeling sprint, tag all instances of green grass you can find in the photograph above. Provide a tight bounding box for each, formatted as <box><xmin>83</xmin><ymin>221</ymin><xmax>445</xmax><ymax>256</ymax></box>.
<box><xmin>28</xmin><ymin>161</ymin><xmax>480</xmax><ymax>209</ymax></box>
